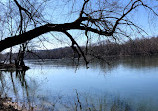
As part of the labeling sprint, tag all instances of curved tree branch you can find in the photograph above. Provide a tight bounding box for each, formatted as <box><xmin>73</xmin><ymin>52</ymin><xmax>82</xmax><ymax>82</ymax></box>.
<box><xmin>0</xmin><ymin>0</ymin><xmax>157</xmax><ymax>56</ymax></box>
<box><xmin>0</xmin><ymin>17</ymin><xmax>112</xmax><ymax>52</ymax></box>
<box><xmin>63</xmin><ymin>30</ymin><xmax>89</xmax><ymax>66</ymax></box>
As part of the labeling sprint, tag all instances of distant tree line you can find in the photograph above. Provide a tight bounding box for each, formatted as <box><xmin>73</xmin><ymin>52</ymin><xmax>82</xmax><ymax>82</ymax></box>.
<box><xmin>25</xmin><ymin>47</ymin><xmax>76</xmax><ymax>59</ymax></box>
<box><xmin>1</xmin><ymin>37</ymin><xmax>158</xmax><ymax>62</ymax></box>
<box><xmin>0</xmin><ymin>47</ymin><xmax>77</xmax><ymax>61</ymax></box>
<box><xmin>92</xmin><ymin>37</ymin><xmax>158</xmax><ymax>57</ymax></box>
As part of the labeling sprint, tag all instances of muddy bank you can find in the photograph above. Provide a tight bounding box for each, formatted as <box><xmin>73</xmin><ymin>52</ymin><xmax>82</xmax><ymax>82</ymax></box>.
<box><xmin>0</xmin><ymin>97</ymin><xmax>28</xmax><ymax>111</ymax></box>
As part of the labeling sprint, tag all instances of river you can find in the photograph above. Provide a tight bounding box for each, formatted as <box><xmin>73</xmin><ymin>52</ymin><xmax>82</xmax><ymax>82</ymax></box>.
<box><xmin>0</xmin><ymin>56</ymin><xmax>158</xmax><ymax>111</ymax></box>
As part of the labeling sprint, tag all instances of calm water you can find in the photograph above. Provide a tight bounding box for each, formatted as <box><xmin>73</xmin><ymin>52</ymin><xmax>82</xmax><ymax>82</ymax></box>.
<box><xmin>1</xmin><ymin>56</ymin><xmax>158</xmax><ymax>111</ymax></box>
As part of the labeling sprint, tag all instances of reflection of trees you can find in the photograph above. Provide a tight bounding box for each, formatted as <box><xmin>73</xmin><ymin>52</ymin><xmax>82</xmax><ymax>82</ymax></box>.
<box><xmin>1</xmin><ymin>57</ymin><xmax>158</xmax><ymax>110</ymax></box>
<box><xmin>28</xmin><ymin>58</ymin><xmax>120</xmax><ymax>73</ymax></box>
<box><xmin>88</xmin><ymin>58</ymin><xmax>120</xmax><ymax>74</ymax></box>
<box><xmin>0</xmin><ymin>70</ymin><xmax>60</xmax><ymax>110</ymax></box>
<box><xmin>120</xmin><ymin>56</ymin><xmax>158</xmax><ymax>69</ymax></box>
<box><xmin>60</xmin><ymin>90</ymin><xmax>156</xmax><ymax>111</ymax></box>
<box><xmin>30</xmin><ymin>56</ymin><xmax>158</xmax><ymax>72</ymax></box>
<box><xmin>90</xmin><ymin>56</ymin><xmax>158</xmax><ymax>71</ymax></box>
<box><xmin>0</xmin><ymin>71</ymin><xmax>6</xmax><ymax>95</ymax></box>
<box><xmin>0</xmin><ymin>70</ymin><xmax>32</xmax><ymax>110</ymax></box>
<box><xmin>0</xmin><ymin>66</ymin><xmax>157</xmax><ymax>110</ymax></box>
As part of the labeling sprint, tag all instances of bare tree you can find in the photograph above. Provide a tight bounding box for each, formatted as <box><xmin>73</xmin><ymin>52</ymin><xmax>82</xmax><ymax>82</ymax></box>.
<box><xmin>0</xmin><ymin>0</ymin><xmax>157</xmax><ymax>65</ymax></box>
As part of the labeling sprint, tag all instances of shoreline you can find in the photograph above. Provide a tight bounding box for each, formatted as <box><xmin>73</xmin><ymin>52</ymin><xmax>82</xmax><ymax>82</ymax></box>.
<box><xmin>0</xmin><ymin>63</ymin><xmax>29</xmax><ymax>71</ymax></box>
<box><xmin>0</xmin><ymin>97</ymin><xmax>28</xmax><ymax>111</ymax></box>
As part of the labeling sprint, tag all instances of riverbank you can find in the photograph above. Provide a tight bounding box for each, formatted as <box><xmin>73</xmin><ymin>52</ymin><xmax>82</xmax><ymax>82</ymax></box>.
<box><xmin>0</xmin><ymin>97</ymin><xmax>28</xmax><ymax>111</ymax></box>
<box><xmin>0</xmin><ymin>63</ymin><xmax>29</xmax><ymax>71</ymax></box>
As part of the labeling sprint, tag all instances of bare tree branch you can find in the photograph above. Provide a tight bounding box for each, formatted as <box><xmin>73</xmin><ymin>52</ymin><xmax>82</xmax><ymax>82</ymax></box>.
<box><xmin>63</xmin><ymin>30</ymin><xmax>89</xmax><ymax>66</ymax></box>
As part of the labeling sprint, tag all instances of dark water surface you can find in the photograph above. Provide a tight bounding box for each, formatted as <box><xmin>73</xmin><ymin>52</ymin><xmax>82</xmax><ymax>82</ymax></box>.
<box><xmin>1</xmin><ymin>56</ymin><xmax>158</xmax><ymax>111</ymax></box>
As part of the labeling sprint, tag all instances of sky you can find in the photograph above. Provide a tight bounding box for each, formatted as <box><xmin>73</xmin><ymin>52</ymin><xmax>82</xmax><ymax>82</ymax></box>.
<box><xmin>38</xmin><ymin>0</ymin><xmax>158</xmax><ymax>49</ymax></box>
<box><xmin>2</xmin><ymin>0</ymin><xmax>158</xmax><ymax>53</ymax></box>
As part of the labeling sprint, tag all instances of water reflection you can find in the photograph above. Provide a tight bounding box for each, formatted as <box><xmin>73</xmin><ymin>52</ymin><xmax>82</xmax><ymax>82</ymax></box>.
<box><xmin>0</xmin><ymin>70</ymin><xmax>33</xmax><ymax>110</ymax></box>
<box><xmin>27</xmin><ymin>56</ymin><xmax>158</xmax><ymax>73</ymax></box>
<box><xmin>0</xmin><ymin>70</ymin><xmax>157</xmax><ymax>111</ymax></box>
<box><xmin>120</xmin><ymin>56</ymin><xmax>158</xmax><ymax>69</ymax></box>
<box><xmin>0</xmin><ymin>56</ymin><xmax>158</xmax><ymax>110</ymax></box>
